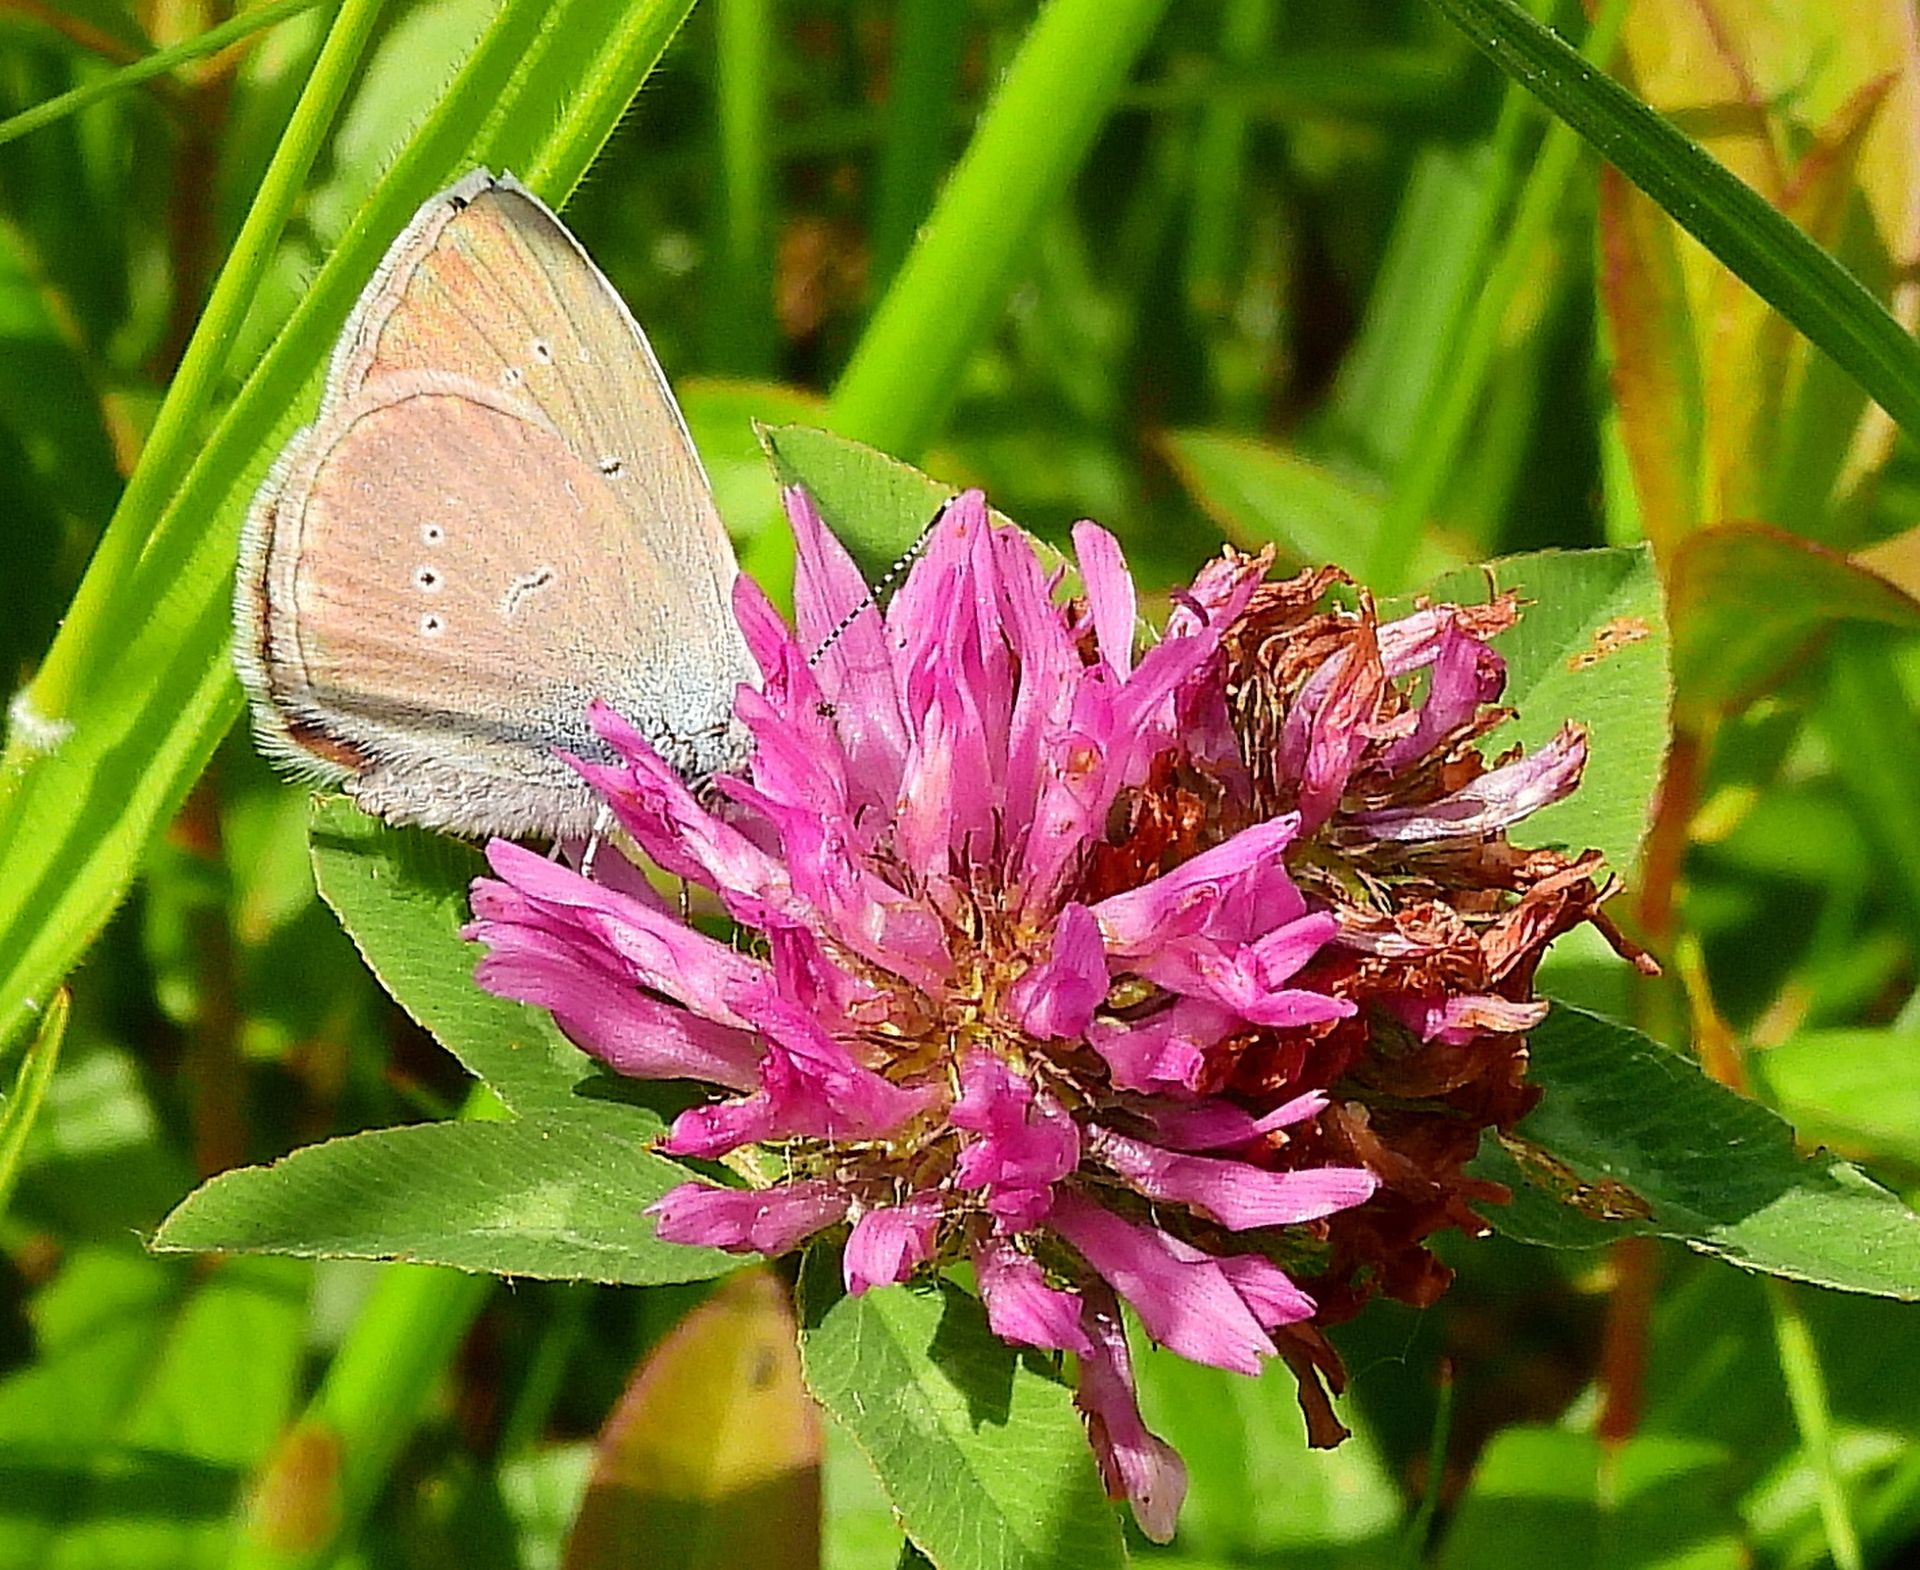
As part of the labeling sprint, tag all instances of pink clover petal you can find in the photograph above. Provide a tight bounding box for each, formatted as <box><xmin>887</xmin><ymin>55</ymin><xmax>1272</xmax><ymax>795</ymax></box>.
<box><xmin>1210</xmin><ymin>1250</ymin><xmax>1317</xmax><ymax>1329</ymax></box>
<box><xmin>889</xmin><ymin>496</ymin><xmax>1016</xmax><ymax>860</ymax></box>
<box><xmin>1164</xmin><ymin>547</ymin><xmax>1269</xmax><ymax>638</ymax></box>
<box><xmin>1019</xmin><ymin>679</ymin><xmax>1123</xmax><ymax>909</ymax></box>
<box><xmin>1075</xmin><ymin>1282</ymin><xmax>1189</xmax><ymax>1544</ymax></box>
<box><xmin>661</xmin><ymin>1002</ymin><xmax>931</xmax><ymax>1157</ymax></box>
<box><xmin>734</xmin><ymin>657</ymin><xmax>856</xmax><ymax>821</ymax></box>
<box><xmin>475</xmin><ymin>841</ymin><xmax>768</xmax><ymax>1032</ymax></box>
<box><xmin>783</xmin><ymin>487</ymin><xmax>911</xmax><ymax>804</ymax></box>
<box><xmin>997</xmin><ymin>538</ymin><xmax>1083</xmax><ymax>836</ymax></box>
<box><xmin>844</xmin><ymin>1195</ymin><xmax>944</xmax><ymax>1295</ymax></box>
<box><xmin>1135</xmin><ymin>1090</ymin><xmax>1329</xmax><ymax>1151</ymax></box>
<box><xmin>472</xmin><ymin>935</ymin><xmax>760</xmax><ymax>1090</ymax></box>
<box><xmin>1281</xmin><ymin>638</ymin><xmax>1384</xmax><ymax>833</ymax></box>
<box><xmin>572</xmin><ymin>704</ymin><xmax>795</xmax><ymax>925</ymax></box>
<box><xmin>1377</xmin><ymin>603</ymin><xmax>1481</xmax><ymax>676</ymax></box>
<box><xmin>1379</xmin><ymin>621</ymin><xmax>1503</xmax><ymax>771</ymax></box>
<box><xmin>1086</xmin><ymin>996</ymin><xmax>1238</xmax><ymax>1093</ymax></box>
<box><xmin>659</xmin><ymin>1091</ymin><xmax>781</xmax><ymax>1158</ymax></box>
<box><xmin>1126</xmin><ymin>909</ymin><xmax>1350</xmax><ymax>1028</ymax></box>
<box><xmin>892</xmin><ymin>696</ymin><xmax>964</xmax><ymax>884</ymax></box>
<box><xmin>728</xmin><ymin>680</ymin><xmax>950</xmax><ymax>987</ymax></box>
<box><xmin>1356</xmin><ymin>722</ymin><xmax>1588</xmax><ymax>842</ymax></box>
<box><xmin>1090</xmin><ymin>1126</ymin><xmax>1377</xmax><ymax>1230</ymax></box>
<box><xmin>1093</xmin><ymin>815</ymin><xmax>1305</xmax><ymax>955</ymax></box>
<box><xmin>1072</xmin><ymin>520</ymin><xmax>1137</xmax><ymax>677</ymax></box>
<box><xmin>1164</xmin><ymin>911</ymin><xmax>1352</xmax><ymax>1027</ymax></box>
<box><xmin>1101</xmin><ymin>593</ymin><xmax>1248</xmax><ymax>793</ymax></box>
<box><xmin>765</xmin><ymin>924</ymin><xmax>890</xmax><ymax>1024</ymax></box>
<box><xmin>647</xmin><ymin>1180</ymin><xmax>850</xmax><ymax>1256</ymax></box>
<box><xmin>729</xmin><ymin>988</ymin><xmax>934</xmax><ymax>1135</ymax></box>
<box><xmin>572</xmin><ymin>843</ymin><xmax>675</xmax><ymax>911</ymax></box>
<box><xmin>951</xmin><ymin>1052</ymin><xmax>1080</xmax><ymax>1219</ymax></box>
<box><xmin>1007</xmin><ymin>903</ymin><xmax>1109</xmax><ymax>1040</ymax></box>
<box><xmin>731</xmin><ymin>569</ymin><xmax>796</xmax><ymax>680</ymax></box>
<box><xmin>1048</xmin><ymin>1190</ymin><xmax>1277</xmax><ymax>1376</ymax></box>
<box><xmin>1394</xmin><ymin>991</ymin><xmax>1549</xmax><ymax>1045</ymax></box>
<box><xmin>972</xmin><ymin>1235</ymin><xmax>1093</xmax><ymax>1354</ymax></box>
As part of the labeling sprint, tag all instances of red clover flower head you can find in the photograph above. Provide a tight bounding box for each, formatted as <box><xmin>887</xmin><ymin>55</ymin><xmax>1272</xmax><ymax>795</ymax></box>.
<box><xmin>466</xmin><ymin>489</ymin><xmax>1622</xmax><ymax>1538</ymax></box>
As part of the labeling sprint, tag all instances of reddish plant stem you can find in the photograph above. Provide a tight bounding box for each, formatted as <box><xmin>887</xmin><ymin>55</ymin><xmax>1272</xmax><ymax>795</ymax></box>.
<box><xmin>1636</xmin><ymin>723</ymin><xmax>1701</xmax><ymax>948</ymax></box>
<box><xmin>171</xmin><ymin>770</ymin><xmax>248</xmax><ymax>1177</ymax></box>
<box><xmin>1596</xmin><ymin>719</ymin><xmax>1703</xmax><ymax>1441</ymax></box>
<box><xmin>1597</xmin><ymin>1233</ymin><xmax>1661</xmax><ymax>1442</ymax></box>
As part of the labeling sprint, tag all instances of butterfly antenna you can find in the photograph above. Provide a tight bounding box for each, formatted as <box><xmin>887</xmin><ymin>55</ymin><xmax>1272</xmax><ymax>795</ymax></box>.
<box><xmin>580</xmin><ymin>802</ymin><xmax>615</xmax><ymax>880</ymax></box>
<box><xmin>807</xmin><ymin>500</ymin><xmax>947</xmax><ymax>669</ymax></box>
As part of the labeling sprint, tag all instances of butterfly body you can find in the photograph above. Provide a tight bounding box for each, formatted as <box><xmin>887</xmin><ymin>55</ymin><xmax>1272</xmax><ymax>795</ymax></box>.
<box><xmin>235</xmin><ymin>170</ymin><xmax>755</xmax><ymax>839</ymax></box>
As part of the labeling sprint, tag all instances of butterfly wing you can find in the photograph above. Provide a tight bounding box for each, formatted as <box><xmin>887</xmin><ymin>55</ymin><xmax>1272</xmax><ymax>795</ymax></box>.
<box><xmin>236</xmin><ymin>171</ymin><xmax>756</xmax><ymax>838</ymax></box>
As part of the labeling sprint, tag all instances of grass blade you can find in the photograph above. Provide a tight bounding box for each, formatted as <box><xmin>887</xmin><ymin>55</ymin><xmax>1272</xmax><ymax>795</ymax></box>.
<box><xmin>1423</xmin><ymin>0</ymin><xmax>1920</xmax><ymax>447</ymax></box>
<box><xmin>0</xmin><ymin>0</ymin><xmax>328</xmax><ymax>149</ymax></box>
<box><xmin>829</xmin><ymin>0</ymin><xmax>1172</xmax><ymax>466</ymax></box>
<box><xmin>0</xmin><ymin>989</ymin><xmax>66</xmax><ymax>1215</ymax></box>
<box><xmin>0</xmin><ymin>0</ymin><xmax>700</xmax><ymax>1053</ymax></box>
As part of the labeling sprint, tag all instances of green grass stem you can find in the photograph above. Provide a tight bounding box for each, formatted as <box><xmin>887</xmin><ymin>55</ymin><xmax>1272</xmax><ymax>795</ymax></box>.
<box><xmin>1367</xmin><ymin>0</ymin><xmax>1626</xmax><ymax>590</ymax></box>
<box><xmin>829</xmin><ymin>0</ymin><xmax>1172</xmax><ymax>463</ymax></box>
<box><xmin>0</xmin><ymin>0</ymin><xmax>329</xmax><ymax>150</ymax></box>
<box><xmin>1425</xmin><ymin>0</ymin><xmax>1920</xmax><ymax>461</ymax></box>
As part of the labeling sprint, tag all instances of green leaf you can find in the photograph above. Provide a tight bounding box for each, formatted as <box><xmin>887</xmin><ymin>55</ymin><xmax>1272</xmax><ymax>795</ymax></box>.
<box><xmin>1478</xmin><ymin>1005</ymin><xmax>1920</xmax><ymax>1300</ymax></box>
<box><xmin>563</xmin><ymin>1269</ymin><xmax>819</xmax><ymax>1570</ymax></box>
<box><xmin>760</xmin><ymin>423</ymin><xmax>959</xmax><ymax>569</ymax></box>
<box><xmin>1756</xmin><ymin>1029</ymin><xmax>1920</xmax><ymax>1170</ymax></box>
<box><xmin>0</xmin><ymin>989</ymin><xmax>65</xmax><ymax>1215</ymax></box>
<box><xmin>1669</xmin><ymin>525</ymin><xmax>1920</xmax><ymax>719</ymax></box>
<box><xmin>0</xmin><ymin>1249</ymin><xmax>307</xmax><ymax>1568</ymax></box>
<box><xmin>680</xmin><ymin>378</ymin><xmax>827</xmax><ymax>543</ymax></box>
<box><xmin>824</xmin><ymin>1414</ymin><xmax>909</xmax><ymax>1570</ymax></box>
<box><xmin>1328</xmin><ymin>144</ymin><xmax>1513</xmax><ymax>479</ymax></box>
<box><xmin>1821</xmin><ymin>627</ymin><xmax>1920</xmax><ymax>931</ymax></box>
<box><xmin>1423</xmin><ymin>0</ymin><xmax>1920</xmax><ymax>449</ymax></box>
<box><xmin>151</xmin><ymin>1114</ymin><xmax>731</xmax><ymax>1285</ymax></box>
<box><xmin>1436</xmin><ymin>1428</ymin><xmax>1744</xmax><ymax>1570</ymax></box>
<box><xmin>1129</xmin><ymin>1340</ymin><xmax>1400</xmax><ymax>1558</ymax></box>
<box><xmin>798</xmin><ymin>1252</ymin><xmax>1125</xmax><ymax>1570</ymax></box>
<box><xmin>1159</xmin><ymin>428</ymin><xmax>1464</xmax><ymax>580</ymax></box>
<box><xmin>1417</xmin><ymin>545</ymin><xmax>1670</xmax><ymax>876</ymax></box>
<box><xmin>1598</xmin><ymin>3</ymin><xmax>1920</xmax><ymax>547</ymax></box>
<box><xmin>162</xmin><ymin>800</ymin><xmax>734</xmax><ymax>1283</ymax></box>
<box><xmin>235</xmin><ymin>1260</ymin><xmax>493</xmax><ymax>1568</ymax></box>
<box><xmin>307</xmin><ymin>797</ymin><xmax>590</xmax><ymax>1113</ymax></box>
<box><xmin>1598</xmin><ymin>162</ymin><xmax>1705</xmax><ymax>553</ymax></box>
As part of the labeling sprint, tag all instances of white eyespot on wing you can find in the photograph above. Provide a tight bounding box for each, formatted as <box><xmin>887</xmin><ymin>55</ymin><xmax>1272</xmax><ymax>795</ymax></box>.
<box><xmin>501</xmin><ymin>566</ymin><xmax>556</xmax><ymax>620</ymax></box>
<box><xmin>421</xmin><ymin>612</ymin><xmax>446</xmax><ymax>637</ymax></box>
<box><xmin>501</xmin><ymin>365</ymin><xmax>524</xmax><ymax>390</ymax></box>
<box><xmin>422</xmin><ymin>521</ymin><xmax>446</xmax><ymax>545</ymax></box>
<box><xmin>599</xmin><ymin>455</ymin><xmax>624</xmax><ymax>478</ymax></box>
<box><xmin>531</xmin><ymin>338</ymin><xmax>554</xmax><ymax>364</ymax></box>
<box><xmin>416</xmin><ymin>565</ymin><xmax>443</xmax><ymax>594</ymax></box>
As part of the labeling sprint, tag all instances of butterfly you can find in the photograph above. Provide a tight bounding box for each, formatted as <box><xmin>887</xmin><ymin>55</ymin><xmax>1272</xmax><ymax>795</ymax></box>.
<box><xmin>234</xmin><ymin>170</ymin><xmax>756</xmax><ymax>840</ymax></box>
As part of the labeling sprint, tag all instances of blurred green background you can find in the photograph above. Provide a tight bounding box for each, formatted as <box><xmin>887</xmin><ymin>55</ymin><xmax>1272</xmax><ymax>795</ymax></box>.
<box><xmin>3</xmin><ymin>0</ymin><xmax>1920</xmax><ymax>1566</ymax></box>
